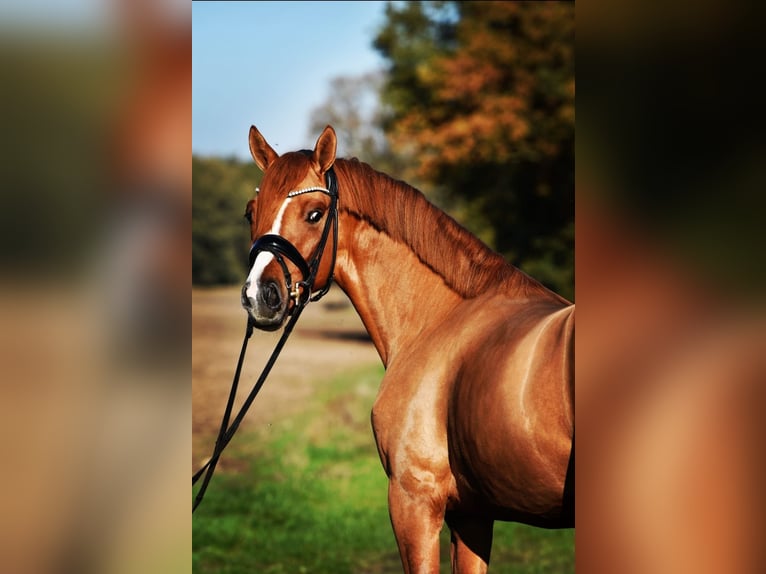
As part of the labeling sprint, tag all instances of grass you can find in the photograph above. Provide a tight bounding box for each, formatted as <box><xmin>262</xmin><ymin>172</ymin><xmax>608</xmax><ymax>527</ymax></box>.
<box><xmin>193</xmin><ymin>365</ymin><xmax>574</xmax><ymax>573</ymax></box>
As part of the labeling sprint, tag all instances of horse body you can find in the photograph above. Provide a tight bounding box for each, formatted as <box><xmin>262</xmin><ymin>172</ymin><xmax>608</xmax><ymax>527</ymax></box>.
<box><xmin>243</xmin><ymin>125</ymin><xmax>573</xmax><ymax>573</ymax></box>
<box><xmin>444</xmin><ymin>300</ymin><xmax>574</xmax><ymax>524</ymax></box>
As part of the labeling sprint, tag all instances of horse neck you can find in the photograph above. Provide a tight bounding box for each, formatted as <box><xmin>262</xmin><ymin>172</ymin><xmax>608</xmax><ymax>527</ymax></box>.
<box><xmin>334</xmin><ymin>227</ymin><xmax>460</xmax><ymax>366</ymax></box>
<box><xmin>330</xmin><ymin>159</ymin><xmax>564</xmax><ymax>366</ymax></box>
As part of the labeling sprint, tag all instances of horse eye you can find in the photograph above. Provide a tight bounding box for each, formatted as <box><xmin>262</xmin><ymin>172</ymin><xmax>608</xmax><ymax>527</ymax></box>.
<box><xmin>243</xmin><ymin>211</ymin><xmax>253</xmax><ymax>224</ymax></box>
<box><xmin>306</xmin><ymin>209</ymin><xmax>323</xmax><ymax>224</ymax></box>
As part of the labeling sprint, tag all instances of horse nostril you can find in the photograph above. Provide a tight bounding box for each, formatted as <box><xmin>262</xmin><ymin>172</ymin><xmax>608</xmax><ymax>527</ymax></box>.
<box><xmin>241</xmin><ymin>282</ymin><xmax>251</xmax><ymax>308</ymax></box>
<box><xmin>260</xmin><ymin>281</ymin><xmax>282</xmax><ymax>310</ymax></box>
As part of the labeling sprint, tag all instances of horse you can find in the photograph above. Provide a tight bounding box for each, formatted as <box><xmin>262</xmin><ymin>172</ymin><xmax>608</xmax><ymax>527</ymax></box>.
<box><xmin>241</xmin><ymin>125</ymin><xmax>574</xmax><ymax>573</ymax></box>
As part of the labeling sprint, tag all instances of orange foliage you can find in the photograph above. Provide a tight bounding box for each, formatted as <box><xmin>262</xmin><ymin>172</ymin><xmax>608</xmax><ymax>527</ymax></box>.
<box><xmin>386</xmin><ymin>2</ymin><xmax>574</xmax><ymax>180</ymax></box>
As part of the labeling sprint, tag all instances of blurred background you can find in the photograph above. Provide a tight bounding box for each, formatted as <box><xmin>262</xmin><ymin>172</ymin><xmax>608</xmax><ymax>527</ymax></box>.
<box><xmin>0</xmin><ymin>0</ymin><xmax>190</xmax><ymax>572</ymax></box>
<box><xmin>0</xmin><ymin>0</ymin><xmax>762</xmax><ymax>572</ymax></box>
<box><xmin>578</xmin><ymin>0</ymin><xmax>765</xmax><ymax>572</ymax></box>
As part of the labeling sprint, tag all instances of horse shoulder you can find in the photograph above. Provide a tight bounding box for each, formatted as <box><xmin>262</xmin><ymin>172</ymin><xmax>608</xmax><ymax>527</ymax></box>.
<box><xmin>370</xmin><ymin>336</ymin><xmax>458</xmax><ymax>494</ymax></box>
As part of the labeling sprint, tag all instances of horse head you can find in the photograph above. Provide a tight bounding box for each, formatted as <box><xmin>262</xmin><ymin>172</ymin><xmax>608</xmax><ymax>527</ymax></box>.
<box><xmin>241</xmin><ymin>125</ymin><xmax>338</xmax><ymax>330</ymax></box>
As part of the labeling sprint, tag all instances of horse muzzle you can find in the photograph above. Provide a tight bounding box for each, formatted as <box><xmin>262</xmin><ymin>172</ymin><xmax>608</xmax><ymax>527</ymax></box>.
<box><xmin>241</xmin><ymin>278</ymin><xmax>289</xmax><ymax>331</ymax></box>
<box><xmin>242</xmin><ymin>234</ymin><xmax>311</xmax><ymax>331</ymax></box>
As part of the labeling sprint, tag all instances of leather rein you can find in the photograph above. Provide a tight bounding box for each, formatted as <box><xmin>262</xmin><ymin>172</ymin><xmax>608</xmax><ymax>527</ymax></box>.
<box><xmin>192</xmin><ymin>165</ymin><xmax>339</xmax><ymax>512</ymax></box>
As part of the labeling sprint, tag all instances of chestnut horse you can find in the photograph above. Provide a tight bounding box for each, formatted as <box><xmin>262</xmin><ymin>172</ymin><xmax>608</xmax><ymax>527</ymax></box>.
<box><xmin>242</xmin><ymin>125</ymin><xmax>574</xmax><ymax>573</ymax></box>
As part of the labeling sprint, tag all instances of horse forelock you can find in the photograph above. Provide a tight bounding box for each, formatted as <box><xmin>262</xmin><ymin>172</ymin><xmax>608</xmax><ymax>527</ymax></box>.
<box><xmin>333</xmin><ymin>158</ymin><xmax>553</xmax><ymax>300</ymax></box>
<box><xmin>251</xmin><ymin>153</ymin><xmax>313</xmax><ymax>233</ymax></box>
<box><xmin>260</xmin><ymin>152</ymin><xmax>314</xmax><ymax>198</ymax></box>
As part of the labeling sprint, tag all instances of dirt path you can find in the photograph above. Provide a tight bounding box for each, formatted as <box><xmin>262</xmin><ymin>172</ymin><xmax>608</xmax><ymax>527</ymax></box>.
<box><xmin>192</xmin><ymin>286</ymin><xmax>380</xmax><ymax>468</ymax></box>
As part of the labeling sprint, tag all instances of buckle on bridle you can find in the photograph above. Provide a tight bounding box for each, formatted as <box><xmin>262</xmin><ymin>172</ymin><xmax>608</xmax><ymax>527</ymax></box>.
<box><xmin>290</xmin><ymin>280</ymin><xmax>310</xmax><ymax>304</ymax></box>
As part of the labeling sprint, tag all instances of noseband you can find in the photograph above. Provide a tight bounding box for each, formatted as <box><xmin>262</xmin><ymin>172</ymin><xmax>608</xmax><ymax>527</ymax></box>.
<box><xmin>248</xmin><ymin>165</ymin><xmax>339</xmax><ymax>308</ymax></box>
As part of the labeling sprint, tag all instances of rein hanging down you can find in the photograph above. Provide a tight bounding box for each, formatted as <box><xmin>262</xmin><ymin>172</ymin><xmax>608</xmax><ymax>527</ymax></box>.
<box><xmin>192</xmin><ymin>166</ymin><xmax>338</xmax><ymax>512</ymax></box>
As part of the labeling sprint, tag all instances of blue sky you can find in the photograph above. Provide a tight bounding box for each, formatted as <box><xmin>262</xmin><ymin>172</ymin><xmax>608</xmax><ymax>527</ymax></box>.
<box><xmin>192</xmin><ymin>1</ymin><xmax>388</xmax><ymax>160</ymax></box>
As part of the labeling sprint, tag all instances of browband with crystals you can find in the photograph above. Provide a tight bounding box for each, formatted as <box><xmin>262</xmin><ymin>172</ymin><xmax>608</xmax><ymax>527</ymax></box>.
<box><xmin>287</xmin><ymin>186</ymin><xmax>331</xmax><ymax>197</ymax></box>
<box><xmin>253</xmin><ymin>186</ymin><xmax>332</xmax><ymax>198</ymax></box>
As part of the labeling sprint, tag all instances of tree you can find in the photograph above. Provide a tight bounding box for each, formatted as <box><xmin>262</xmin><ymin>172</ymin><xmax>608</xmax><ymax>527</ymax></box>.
<box><xmin>374</xmin><ymin>1</ymin><xmax>574</xmax><ymax>300</ymax></box>
<box><xmin>192</xmin><ymin>156</ymin><xmax>261</xmax><ymax>285</ymax></box>
<box><xmin>308</xmin><ymin>71</ymin><xmax>411</xmax><ymax>178</ymax></box>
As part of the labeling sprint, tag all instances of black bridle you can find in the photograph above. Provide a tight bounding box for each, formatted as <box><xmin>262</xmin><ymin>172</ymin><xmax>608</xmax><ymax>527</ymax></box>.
<box><xmin>192</xmin><ymin>166</ymin><xmax>339</xmax><ymax>512</ymax></box>
<box><xmin>247</xmin><ymin>165</ymin><xmax>339</xmax><ymax>306</ymax></box>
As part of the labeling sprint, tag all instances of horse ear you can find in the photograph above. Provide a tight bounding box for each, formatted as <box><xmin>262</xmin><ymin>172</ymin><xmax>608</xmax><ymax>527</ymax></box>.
<box><xmin>313</xmin><ymin>125</ymin><xmax>337</xmax><ymax>174</ymax></box>
<box><xmin>249</xmin><ymin>125</ymin><xmax>279</xmax><ymax>171</ymax></box>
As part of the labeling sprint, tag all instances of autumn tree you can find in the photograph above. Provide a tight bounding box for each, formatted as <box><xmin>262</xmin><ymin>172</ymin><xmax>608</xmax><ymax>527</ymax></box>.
<box><xmin>374</xmin><ymin>1</ymin><xmax>574</xmax><ymax>299</ymax></box>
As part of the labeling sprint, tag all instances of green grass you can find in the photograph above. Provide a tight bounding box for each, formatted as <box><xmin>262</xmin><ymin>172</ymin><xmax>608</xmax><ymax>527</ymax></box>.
<box><xmin>193</xmin><ymin>365</ymin><xmax>574</xmax><ymax>573</ymax></box>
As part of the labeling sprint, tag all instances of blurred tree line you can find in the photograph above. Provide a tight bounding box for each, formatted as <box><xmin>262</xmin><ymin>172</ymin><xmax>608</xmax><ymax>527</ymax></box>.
<box><xmin>192</xmin><ymin>156</ymin><xmax>260</xmax><ymax>285</ymax></box>
<box><xmin>194</xmin><ymin>1</ymin><xmax>573</xmax><ymax>300</ymax></box>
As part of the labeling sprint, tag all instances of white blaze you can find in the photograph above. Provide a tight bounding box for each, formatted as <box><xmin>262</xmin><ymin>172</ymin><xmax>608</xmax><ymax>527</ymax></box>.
<box><xmin>244</xmin><ymin>197</ymin><xmax>292</xmax><ymax>302</ymax></box>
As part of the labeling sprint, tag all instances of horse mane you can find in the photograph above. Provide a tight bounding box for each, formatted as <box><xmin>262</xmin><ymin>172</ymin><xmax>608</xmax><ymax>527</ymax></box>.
<box><xmin>334</xmin><ymin>157</ymin><xmax>558</xmax><ymax>301</ymax></box>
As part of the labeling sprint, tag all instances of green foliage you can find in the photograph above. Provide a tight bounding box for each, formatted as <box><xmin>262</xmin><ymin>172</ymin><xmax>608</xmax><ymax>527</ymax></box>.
<box><xmin>374</xmin><ymin>1</ymin><xmax>574</xmax><ymax>300</ymax></box>
<box><xmin>193</xmin><ymin>365</ymin><xmax>574</xmax><ymax>573</ymax></box>
<box><xmin>192</xmin><ymin>156</ymin><xmax>261</xmax><ymax>285</ymax></box>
